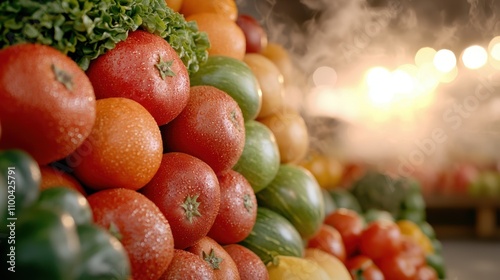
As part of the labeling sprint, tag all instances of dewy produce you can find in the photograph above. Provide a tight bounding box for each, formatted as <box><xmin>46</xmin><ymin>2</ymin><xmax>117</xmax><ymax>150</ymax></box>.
<box><xmin>0</xmin><ymin>0</ymin><xmax>447</xmax><ymax>279</ymax></box>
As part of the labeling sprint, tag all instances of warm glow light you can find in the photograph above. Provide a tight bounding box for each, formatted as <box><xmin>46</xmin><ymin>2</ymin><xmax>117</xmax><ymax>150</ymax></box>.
<box><xmin>366</xmin><ymin>67</ymin><xmax>391</xmax><ymax>89</ymax></box>
<box><xmin>391</xmin><ymin>69</ymin><xmax>415</xmax><ymax>94</ymax></box>
<box><xmin>415</xmin><ymin>47</ymin><xmax>436</xmax><ymax>66</ymax></box>
<box><xmin>368</xmin><ymin>88</ymin><xmax>395</xmax><ymax>105</ymax></box>
<box><xmin>416</xmin><ymin>63</ymin><xmax>440</xmax><ymax>92</ymax></box>
<box><xmin>462</xmin><ymin>45</ymin><xmax>488</xmax><ymax>69</ymax></box>
<box><xmin>312</xmin><ymin>66</ymin><xmax>338</xmax><ymax>86</ymax></box>
<box><xmin>433</xmin><ymin>49</ymin><xmax>456</xmax><ymax>72</ymax></box>
<box><xmin>488</xmin><ymin>36</ymin><xmax>500</xmax><ymax>61</ymax></box>
<box><xmin>439</xmin><ymin>67</ymin><xmax>458</xmax><ymax>83</ymax></box>
<box><xmin>491</xmin><ymin>43</ymin><xmax>500</xmax><ymax>61</ymax></box>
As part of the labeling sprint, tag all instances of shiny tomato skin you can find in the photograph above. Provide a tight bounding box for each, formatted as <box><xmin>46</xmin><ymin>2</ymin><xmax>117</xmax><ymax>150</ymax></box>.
<box><xmin>223</xmin><ymin>244</ymin><xmax>269</xmax><ymax>280</ymax></box>
<box><xmin>376</xmin><ymin>254</ymin><xmax>417</xmax><ymax>280</ymax></box>
<box><xmin>161</xmin><ymin>85</ymin><xmax>245</xmax><ymax>174</ymax></box>
<box><xmin>187</xmin><ymin>237</ymin><xmax>241</xmax><ymax>280</ymax></box>
<box><xmin>399</xmin><ymin>236</ymin><xmax>426</xmax><ymax>269</ymax></box>
<box><xmin>359</xmin><ymin>220</ymin><xmax>403</xmax><ymax>260</ymax></box>
<box><xmin>324</xmin><ymin>208</ymin><xmax>364</xmax><ymax>257</ymax></box>
<box><xmin>208</xmin><ymin>170</ymin><xmax>257</xmax><ymax>244</ymax></box>
<box><xmin>141</xmin><ymin>152</ymin><xmax>220</xmax><ymax>249</ymax></box>
<box><xmin>415</xmin><ymin>266</ymin><xmax>438</xmax><ymax>280</ymax></box>
<box><xmin>307</xmin><ymin>224</ymin><xmax>346</xmax><ymax>263</ymax></box>
<box><xmin>346</xmin><ymin>255</ymin><xmax>385</xmax><ymax>280</ymax></box>
<box><xmin>159</xmin><ymin>249</ymin><xmax>216</xmax><ymax>280</ymax></box>
<box><xmin>236</xmin><ymin>14</ymin><xmax>268</xmax><ymax>53</ymax></box>
<box><xmin>0</xmin><ymin>44</ymin><xmax>96</xmax><ymax>165</ymax></box>
<box><xmin>86</xmin><ymin>30</ymin><xmax>190</xmax><ymax>126</ymax></box>
<box><xmin>87</xmin><ymin>188</ymin><xmax>174</xmax><ymax>280</ymax></box>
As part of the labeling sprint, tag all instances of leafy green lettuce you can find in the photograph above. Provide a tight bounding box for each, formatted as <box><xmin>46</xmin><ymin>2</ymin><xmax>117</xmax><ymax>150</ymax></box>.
<box><xmin>0</xmin><ymin>0</ymin><xmax>209</xmax><ymax>73</ymax></box>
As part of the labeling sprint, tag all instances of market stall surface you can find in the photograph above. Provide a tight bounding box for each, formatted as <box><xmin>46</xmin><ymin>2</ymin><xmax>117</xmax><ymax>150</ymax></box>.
<box><xmin>441</xmin><ymin>239</ymin><xmax>500</xmax><ymax>280</ymax></box>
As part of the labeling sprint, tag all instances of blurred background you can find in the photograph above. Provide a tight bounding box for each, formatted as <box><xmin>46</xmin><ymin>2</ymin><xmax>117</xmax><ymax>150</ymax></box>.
<box><xmin>237</xmin><ymin>0</ymin><xmax>500</xmax><ymax>279</ymax></box>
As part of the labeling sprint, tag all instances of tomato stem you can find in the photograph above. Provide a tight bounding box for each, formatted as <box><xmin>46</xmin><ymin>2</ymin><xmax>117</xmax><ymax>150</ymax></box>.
<box><xmin>51</xmin><ymin>64</ymin><xmax>73</xmax><ymax>91</ymax></box>
<box><xmin>181</xmin><ymin>194</ymin><xmax>201</xmax><ymax>223</ymax></box>
<box><xmin>155</xmin><ymin>56</ymin><xmax>176</xmax><ymax>79</ymax></box>
<box><xmin>243</xmin><ymin>193</ymin><xmax>253</xmax><ymax>213</ymax></box>
<box><xmin>202</xmin><ymin>249</ymin><xmax>223</xmax><ymax>270</ymax></box>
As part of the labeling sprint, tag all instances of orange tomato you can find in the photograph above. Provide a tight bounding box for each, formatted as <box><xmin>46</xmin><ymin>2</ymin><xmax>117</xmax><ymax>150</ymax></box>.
<box><xmin>39</xmin><ymin>166</ymin><xmax>87</xmax><ymax>196</ymax></box>
<box><xmin>300</xmin><ymin>153</ymin><xmax>344</xmax><ymax>190</ymax></box>
<box><xmin>243</xmin><ymin>53</ymin><xmax>284</xmax><ymax>118</ymax></box>
<box><xmin>186</xmin><ymin>13</ymin><xmax>246</xmax><ymax>60</ymax></box>
<box><xmin>181</xmin><ymin>0</ymin><xmax>238</xmax><ymax>21</ymax></box>
<box><xmin>258</xmin><ymin>109</ymin><xmax>309</xmax><ymax>164</ymax></box>
<box><xmin>68</xmin><ymin>98</ymin><xmax>163</xmax><ymax>191</ymax></box>
<box><xmin>260</xmin><ymin>43</ymin><xmax>294</xmax><ymax>86</ymax></box>
<box><xmin>165</xmin><ymin>0</ymin><xmax>183</xmax><ymax>12</ymax></box>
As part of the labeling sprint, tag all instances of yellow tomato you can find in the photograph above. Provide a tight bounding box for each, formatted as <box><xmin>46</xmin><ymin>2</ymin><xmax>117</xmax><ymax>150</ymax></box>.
<box><xmin>300</xmin><ymin>153</ymin><xmax>344</xmax><ymax>190</ymax></box>
<box><xmin>260</xmin><ymin>43</ymin><xmax>294</xmax><ymax>85</ymax></box>
<box><xmin>397</xmin><ymin>220</ymin><xmax>435</xmax><ymax>254</ymax></box>
<box><xmin>244</xmin><ymin>53</ymin><xmax>284</xmax><ymax>118</ymax></box>
<box><xmin>267</xmin><ymin>255</ymin><xmax>330</xmax><ymax>280</ymax></box>
<box><xmin>180</xmin><ymin>0</ymin><xmax>238</xmax><ymax>21</ymax></box>
<box><xmin>258</xmin><ymin>109</ymin><xmax>309</xmax><ymax>164</ymax></box>
<box><xmin>304</xmin><ymin>249</ymin><xmax>351</xmax><ymax>280</ymax></box>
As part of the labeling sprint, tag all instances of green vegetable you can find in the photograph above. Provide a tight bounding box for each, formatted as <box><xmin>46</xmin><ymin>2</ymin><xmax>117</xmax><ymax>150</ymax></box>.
<box><xmin>426</xmin><ymin>253</ymin><xmax>446</xmax><ymax>279</ymax></box>
<box><xmin>350</xmin><ymin>171</ymin><xmax>408</xmax><ymax>217</ymax></box>
<box><xmin>0</xmin><ymin>0</ymin><xmax>209</xmax><ymax>74</ymax></box>
<box><xmin>190</xmin><ymin>56</ymin><xmax>262</xmax><ymax>121</ymax></box>
<box><xmin>13</xmin><ymin>206</ymin><xmax>81</xmax><ymax>280</ymax></box>
<box><xmin>322</xmin><ymin>188</ymin><xmax>337</xmax><ymax>216</ymax></box>
<box><xmin>240</xmin><ymin>207</ymin><xmax>304</xmax><ymax>266</ymax></box>
<box><xmin>328</xmin><ymin>189</ymin><xmax>362</xmax><ymax>213</ymax></box>
<box><xmin>233</xmin><ymin>121</ymin><xmax>280</xmax><ymax>193</ymax></box>
<box><xmin>364</xmin><ymin>208</ymin><xmax>394</xmax><ymax>224</ymax></box>
<box><xmin>257</xmin><ymin>164</ymin><xmax>325</xmax><ymax>239</ymax></box>
<box><xmin>36</xmin><ymin>187</ymin><xmax>93</xmax><ymax>226</ymax></box>
<box><xmin>76</xmin><ymin>224</ymin><xmax>131</xmax><ymax>280</ymax></box>
<box><xmin>418</xmin><ymin>221</ymin><xmax>436</xmax><ymax>239</ymax></box>
<box><xmin>0</xmin><ymin>149</ymin><xmax>41</xmax><ymax>228</ymax></box>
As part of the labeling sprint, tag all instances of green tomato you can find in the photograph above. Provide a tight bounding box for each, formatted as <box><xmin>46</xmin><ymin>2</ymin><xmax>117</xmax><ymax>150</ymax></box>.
<box><xmin>190</xmin><ymin>56</ymin><xmax>262</xmax><ymax>121</ymax></box>
<box><xmin>257</xmin><ymin>164</ymin><xmax>325</xmax><ymax>239</ymax></box>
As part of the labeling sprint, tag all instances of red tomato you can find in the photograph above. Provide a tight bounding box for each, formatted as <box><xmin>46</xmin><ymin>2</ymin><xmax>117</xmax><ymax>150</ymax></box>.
<box><xmin>86</xmin><ymin>30</ymin><xmax>190</xmax><ymax>126</ymax></box>
<box><xmin>141</xmin><ymin>152</ymin><xmax>220</xmax><ymax>249</ymax></box>
<box><xmin>307</xmin><ymin>224</ymin><xmax>346</xmax><ymax>262</ymax></box>
<box><xmin>208</xmin><ymin>170</ymin><xmax>257</xmax><ymax>244</ymax></box>
<box><xmin>324</xmin><ymin>208</ymin><xmax>364</xmax><ymax>256</ymax></box>
<box><xmin>161</xmin><ymin>85</ymin><xmax>245</xmax><ymax>174</ymax></box>
<box><xmin>376</xmin><ymin>254</ymin><xmax>417</xmax><ymax>280</ymax></box>
<box><xmin>0</xmin><ymin>44</ymin><xmax>96</xmax><ymax>165</ymax></box>
<box><xmin>159</xmin><ymin>249</ymin><xmax>216</xmax><ymax>280</ymax></box>
<box><xmin>236</xmin><ymin>14</ymin><xmax>268</xmax><ymax>53</ymax></box>
<box><xmin>187</xmin><ymin>237</ymin><xmax>241</xmax><ymax>280</ymax></box>
<box><xmin>359</xmin><ymin>220</ymin><xmax>403</xmax><ymax>260</ymax></box>
<box><xmin>346</xmin><ymin>255</ymin><xmax>385</xmax><ymax>280</ymax></box>
<box><xmin>224</xmin><ymin>244</ymin><xmax>269</xmax><ymax>280</ymax></box>
<box><xmin>415</xmin><ymin>266</ymin><xmax>438</xmax><ymax>280</ymax></box>
<box><xmin>400</xmin><ymin>236</ymin><xmax>426</xmax><ymax>269</ymax></box>
<box><xmin>87</xmin><ymin>189</ymin><xmax>174</xmax><ymax>280</ymax></box>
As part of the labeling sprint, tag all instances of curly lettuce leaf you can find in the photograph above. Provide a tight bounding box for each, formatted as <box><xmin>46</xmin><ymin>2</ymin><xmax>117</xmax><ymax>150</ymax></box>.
<box><xmin>0</xmin><ymin>0</ymin><xmax>209</xmax><ymax>73</ymax></box>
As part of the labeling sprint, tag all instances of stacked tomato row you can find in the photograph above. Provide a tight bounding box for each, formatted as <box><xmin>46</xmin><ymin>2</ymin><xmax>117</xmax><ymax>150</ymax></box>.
<box><xmin>0</xmin><ymin>0</ymin><xmax>323</xmax><ymax>280</ymax></box>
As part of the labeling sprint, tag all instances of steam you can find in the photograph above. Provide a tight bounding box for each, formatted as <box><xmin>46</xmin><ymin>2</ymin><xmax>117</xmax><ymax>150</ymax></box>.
<box><xmin>237</xmin><ymin>0</ymin><xmax>500</xmax><ymax>171</ymax></box>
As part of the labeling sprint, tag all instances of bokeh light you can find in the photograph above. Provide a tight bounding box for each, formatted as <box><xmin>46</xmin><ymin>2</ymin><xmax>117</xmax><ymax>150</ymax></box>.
<box><xmin>433</xmin><ymin>49</ymin><xmax>456</xmax><ymax>73</ymax></box>
<box><xmin>488</xmin><ymin>36</ymin><xmax>500</xmax><ymax>61</ymax></box>
<box><xmin>365</xmin><ymin>67</ymin><xmax>391</xmax><ymax>89</ymax></box>
<box><xmin>312</xmin><ymin>66</ymin><xmax>338</xmax><ymax>86</ymax></box>
<box><xmin>415</xmin><ymin>47</ymin><xmax>436</xmax><ymax>66</ymax></box>
<box><xmin>462</xmin><ymin>45</ymin><xmax>488</xmax><ymax>69</ymax></box>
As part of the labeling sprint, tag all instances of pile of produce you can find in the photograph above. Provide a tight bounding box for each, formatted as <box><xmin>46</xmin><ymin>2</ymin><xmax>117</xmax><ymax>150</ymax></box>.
<box><xmin>0</xmin><ymin>0</ymin><xmax>446</xmax><ymax>279</ymax></box>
